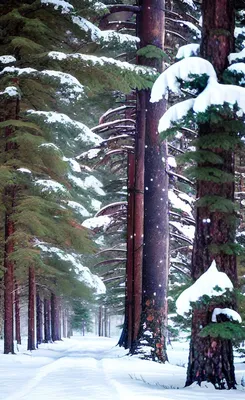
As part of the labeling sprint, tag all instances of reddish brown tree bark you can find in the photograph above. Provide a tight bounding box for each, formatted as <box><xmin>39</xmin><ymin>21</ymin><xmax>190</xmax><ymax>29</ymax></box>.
<box><xmin>15</xmin><ymin>282</ymin><xmax>21</xmax><ymax>345</ymax></box>
<box><xmin>28</xmin><ymin>266</ymin><xmax>36</xmax><ymax>351</ymax></box>
<box><xmin>44</xmin><ymin>298</ymin><xmax>51</xmax><ymax>343</ymax></box>
<box><xmin>125</xmin><ymin>152</ymin><xmax>135</xmax><ymax>347</ymax></box>
<box><xmin>51</xmin><ymin>293</ymin><xmax>61</xmax><ymax>341</ymax></box>
<box><xmin>2</xmin><ymin>93</ymin><xmax>19</xmax><ymax>354</ymax></box>
<box><xmin>132</xmin><ymin>0</ymin><xmax>169</xmax><ymax>363</ymax></box>
<box><xmin>36</xmin><ymin>292</ymin><xmax>43</xmax><ymax>346</ymax></box>
<box><xmin>186</xmin><ymin>0</ymin><xmax>237</xmax><ymax>389</ymax></box>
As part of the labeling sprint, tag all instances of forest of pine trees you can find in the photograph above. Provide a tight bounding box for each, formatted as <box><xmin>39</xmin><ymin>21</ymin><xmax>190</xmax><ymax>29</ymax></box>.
<box><xmin>1</xmin><ymin>0</ymin><xmax>245</xmax><ymax>392</ymax></box>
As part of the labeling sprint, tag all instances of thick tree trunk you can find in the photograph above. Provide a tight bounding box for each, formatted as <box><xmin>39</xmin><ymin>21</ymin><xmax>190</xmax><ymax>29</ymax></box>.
<box><xmin>15</xmin><ymin>282</ymin><xmax>21</xmax><ymax>345</ymax></box>
<box><xmin>44</xmin><ymin>298</ymin><xmax>51</xmax><ymax>343</ymax></box>
<box><xmin>51</xmin><ymin>293</ymin><xmax>61</xmax><ymax>341</ymax></box>
<box><xmin>132</xmin><ymin>0</ymin><xmax>169</xmax><ymax>362</ymax></box>
<box><xmin>187</xmin><ymin>0</ymin><xmax>237</xmax><ymax>389</ymax></box>
<box><xmin>36</xmin><ymin>292</ymin><xmax>43</xmax><ymax>346</ymax></box>
<box><xmin>27</xmin><ymin>266</ymin><xmax>36</xmax><ymax>351</ymax></box>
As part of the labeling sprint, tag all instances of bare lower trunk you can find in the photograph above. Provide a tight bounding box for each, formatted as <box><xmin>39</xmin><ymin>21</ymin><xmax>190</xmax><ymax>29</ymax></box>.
<box><xmin>27</xmin><ymin>266</ymin><xmax>36</xmax><ymax>351</ymax></box>
<box><xmin>4</xmin><ymin>207</ymin><xmax>15</xmax><ymax>354</ymax></box>
<box><xmin>51</xmin><ymin>293</ymin><xmax>61</xmax><ymax>341</ymax></box>
<box><xmin>62</xmin><ymin>309</ymin><xmax>67</xmax><ymax>338</ymax></box>
<box><xmin>15</xmin><ymin>282</ymin><xmax>21</xmax><ymax>345</ymax></box>
<box><xmin>36</xmin><ymin>292</ymin><xmax>43</xmax><ymax>346</ymax></box>
<box><xmin>118</xmin><ymin>152</ymin><xmax>135</xmax><ymax>348</ymax></box>
<box><xmin>132</xmin><ymin>90</ymin><xmax>145</xmax><ymax>346</ymax></box>
<box><xmin>44</xmin><ymin>298</ymin><xmax>51</xmax><ymax>343</ymax></box>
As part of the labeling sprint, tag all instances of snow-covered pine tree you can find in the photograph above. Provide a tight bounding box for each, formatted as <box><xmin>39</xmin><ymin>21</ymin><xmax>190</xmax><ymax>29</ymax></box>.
<box><xmin>151</xmin><ymin>0</ymin><xmax>245</xmax><ymax>389</ymax></box>
<box><xmin>0</xmin><ymin>0</ymin><xmax>157</xmax><ymax>351</ymax></box>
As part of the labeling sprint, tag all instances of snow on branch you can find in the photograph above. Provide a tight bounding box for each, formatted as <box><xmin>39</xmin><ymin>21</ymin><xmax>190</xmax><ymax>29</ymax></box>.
<box><xmin>41</xmin><ymin>0</ymin><xmax>74</xmax><ymax>14</ymax></box>
<box><xmin>35</xmin><ymin>179</ymin><xmax>67</xmax><ymax>193</ymax></box>
<box><xmin>228</xmin><ymin>48</ymin><xmax>245</xmax><ymax>64</ymax></box>
<box><xmin>37</xmin><ymin>243</ymin><xmax>106</xmax><ymax>294</ymax></box>
<box><xmin>180</xmin><ymin>0</ymin><xmax>196</xmax><ymax>8</ymax></box>
<box><xmin>82</xmin><ymin>215</ymin><xmax>113</xmax><ymax>231</ymax></box>
<box><xmin>212</xmin><ymin>308</ymin><xmax>242</xmax><ymax>323</ymax></box>
<box><xmin>176</xmin><ymin>260</ymin><xmax>233</xmax><ymax>316</ymax></box>
<box><xmin>48</xmin><ymin>51</ymin><xmax>156</xmax><ymax>77</ymax></box>
<box><xmin>159</xmin><ymin>99</ymin><xmax>194</xmax><ymax>132</ymax></box>
<box><xmin>0</xmin><ymin>67</ymin><xmax>85</xmax><ymax>100</ymax></box>
<box><xmin>0</xmin><ymin>55</ymin><xmax>16</xmax><ymax>64</ymax></box>
<box><xmin>27</xmin><ymin>110</ymin><xmax>102</xmax><ymax>146</ymax></box>
<box><xmin>158</xmin><ymin>77</ymin><xmax>245</xmax><ymax>132</ymax></box>
<box><xmin>151</xmin><ymin>57</ymin><xmax>217</xmax><ymax>102</ymax></box>
<box><xmin>193</xmin><ymin>77</ymin><xmax>245</xmax><ymax>113</ymax></box>
<box><xmin>0</xmin><ymin>86</ymin><xmax>19</xmax><ymax>98</ymax></box>
<box><xmin>176</xmin><ymin>44</ymin><xmax>200</xmax><ymax>60</ymax></box>
<box><xmin>72</xmin><ymin>15</ymin><xmax>139</xmax><ymax>48</ymax></box>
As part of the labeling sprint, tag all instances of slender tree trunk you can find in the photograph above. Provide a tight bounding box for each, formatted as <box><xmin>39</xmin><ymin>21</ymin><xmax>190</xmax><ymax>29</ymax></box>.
<box><xmin>98</xmin><ymin>305</ymin><xmax>102</xmax><ymax>336</ymax></box>
<box><xmin>51</xmin><ymin>293</ymin><xmax>61</xmax><ymax>341</ymax></box>
<box><xmin>2</xmin><ymin>95</ymin><xmax>19</xmax><ymax>355</ymax></box>
<box><xmin>27</xmin><ymin>266</ymin><xmax>36</xmax><ymax>351</ymax></box>
<box><xmin>15</xmin><ymin>282</ymin><xmax>21</xmax><ymax>345</ymax></box>
<box><xmin>82</xmin><ymin>320</ymin><xmax>85</xmax><ymax>336</ymax></box>
<box><xmin>44</xmin><ymin>298</ymin><xmax>51</xmax><ymax>343</ymax></box>
<box><xmin>36</xmin><ymin>292</ymin><xmax>43</xmax><ymax>346</ymax></box>
<box><xmin>186</xmin><ymin>0</ymin><xmax>237</xmax><ymax>389</ymax></box>
<box><xmin>104</xmin><ymin>307</ymin><xmax>108</xmax><ymax>337</ymax></box>
<box><xmin>132</xmin><ymin>89</ymin><xmax>145</xmax><ymax>346</ymax></box>
<box><xmin>63</xmin><ymin>309</ymin><xmax>67</xmax><ymax>338</ymax></box>
<box><xmin>118</xmin><ymin>152</ymin><xmax>135</xmax><ymax>348</ymax></box>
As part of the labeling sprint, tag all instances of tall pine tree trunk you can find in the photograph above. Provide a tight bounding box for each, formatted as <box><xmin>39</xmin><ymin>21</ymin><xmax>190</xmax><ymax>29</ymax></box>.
<box><xmin>132</xmin><ymin>0</ymin><xmax>169</xmax><ymax>362</ymax></box>
<box><xmin>44</xmin><ymin>298</ymin><xmax>51</xmax><ymax>343</ymax></box>
<box><xmin>28</xmin><ymin>266</ymin><xmax>36</xmax><ymax>351</ymax></box>
<box><xmin>36</xmin><ymin>292</ymin><xmax>43</xmax><ymax>346</ymax></box>
<box><xmin>51</xmin><ymin>293</ymin><xmax>61</xmax><ymax>341</ymax></box>
<box><xmin>62</xmin><ymin>308</ymin><xmax>67</xmax><ymax>338</ymax></box>
<box><xmin>132</xmin><ymin>89</ymin><xmax>145</xmax><ymax>345</ymax></box>
<box><xmin>2</xmin><ymin>94</ymin><xmax>19</xmax><ymax>354</ymax></box>
<box><xmin>15</xmin><ymin>282</ymin><xmax>21</xmax><ymax>345</ymax></box>
<box><xmin>118</xmin><ymin>152</ymin><xmax>135</xmax><ymax>348</ymax></box>
<box><xmin>186</xmin><ymin>0</ymin><xmax>237</xmax><ymax>389</ymax></box>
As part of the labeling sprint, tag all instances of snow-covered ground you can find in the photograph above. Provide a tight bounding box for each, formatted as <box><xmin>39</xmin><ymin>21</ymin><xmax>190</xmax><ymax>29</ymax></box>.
<box><xmin>1</xmin><ymin>335</ymin><xmax>245</xmax><ymax>399</ymax></box>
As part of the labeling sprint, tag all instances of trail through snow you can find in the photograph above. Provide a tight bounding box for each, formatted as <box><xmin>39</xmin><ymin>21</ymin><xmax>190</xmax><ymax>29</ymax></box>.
<box><xmin>1</xmin><ymin>336</ymin><xmax>245</xmax><ymax>399</ymax></box>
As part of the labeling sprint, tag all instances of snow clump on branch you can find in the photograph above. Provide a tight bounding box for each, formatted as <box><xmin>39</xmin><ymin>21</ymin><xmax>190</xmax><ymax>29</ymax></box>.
<box><xmin>176</xmin><ymin>260</ymin><xmax>233</xmax><ymax>316</ymax></box>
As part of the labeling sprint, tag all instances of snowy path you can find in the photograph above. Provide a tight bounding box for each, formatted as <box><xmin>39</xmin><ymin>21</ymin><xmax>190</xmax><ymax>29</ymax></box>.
<box><xmin>1</xmin><ymin>336</ymin><xmax>245</xmax><ymax>400</ymax></box>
